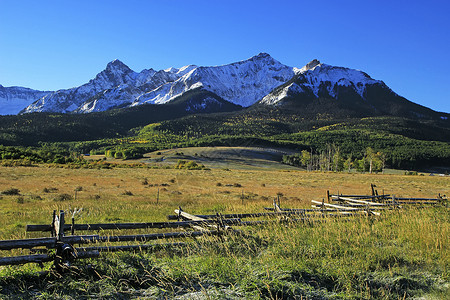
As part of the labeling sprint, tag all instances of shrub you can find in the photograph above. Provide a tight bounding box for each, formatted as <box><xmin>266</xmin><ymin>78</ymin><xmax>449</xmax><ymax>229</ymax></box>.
<box><xmin>122</xmin><ymin>190</ymin><xmax>133</xmax><ymax>196</ymax></box>
<box><xmin>43</xmin><ymin>187</ymin><xmax>58</xmax><ymax>193</ymax></box>
<box><xmin>16</xmin><ymin>196</ymin><xmax>25</xmax><ymax>204</ymax></box>
<box><xmin>2</xmin><ymin>188</ymin><xmax>20</xmax><ymax>195</ymax></box>
<box><xmin>405</xmin><ymin>171</ymin><xmax>418</xmax><ymax>176</ymax></box>
<box><xmin>175</xmin><ymin>160</ymin><xmax>206</xmax><ymax>170</ymax></box>
<box><xmin>54</xmin><ymin>193</ymin><xmax>73</xmax><ymax>201</ymax></box>
<box><xmin>105</xmin><ymin>150</ymin><xmax>115</xmax><ymax>158</ymax></box>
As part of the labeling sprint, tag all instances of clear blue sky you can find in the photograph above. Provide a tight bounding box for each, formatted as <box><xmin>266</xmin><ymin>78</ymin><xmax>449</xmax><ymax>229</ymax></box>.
<box><xmin>0</xmin><ymin>0</ymin><xmax>449</xmax><ymax>112</ymax></box>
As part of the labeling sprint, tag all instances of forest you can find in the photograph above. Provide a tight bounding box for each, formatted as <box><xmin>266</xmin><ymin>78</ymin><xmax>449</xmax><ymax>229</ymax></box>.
<box><xmin>0</xmin><ymin>104</ymin><xmax>449</xmax><ymax>171</ymax></box>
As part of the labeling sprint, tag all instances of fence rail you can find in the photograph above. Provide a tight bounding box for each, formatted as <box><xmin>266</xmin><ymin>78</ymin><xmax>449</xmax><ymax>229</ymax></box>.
<box><xmin>0</xmin><ymin>185</ymin><xmax>446</xmax><ymax>270</ymax></box>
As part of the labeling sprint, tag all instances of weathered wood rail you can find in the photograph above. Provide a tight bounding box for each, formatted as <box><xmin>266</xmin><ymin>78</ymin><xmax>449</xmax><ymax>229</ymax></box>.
<box><xmin>27</xmin><ymin>218</ymin><xmax>242</xmax><ymax>232</ymax></box>
<box><xmin>327</xmin><ymin>184</ymin><xmax>446</xmax><ymax>205</ymax></box>
<box><xmin>0</xmin><ymin>235</ymin><xmax>98</xmax><ymax>251</ymax></box>
<box><xmin>1</xmin><ymin>210</ymin><xmax>229</xmax><ymax>268</ymax></box>
<box><xmin>1</xmin><ymin>185</ymin><xmax>446</xmax><ymax>269</ymax></box>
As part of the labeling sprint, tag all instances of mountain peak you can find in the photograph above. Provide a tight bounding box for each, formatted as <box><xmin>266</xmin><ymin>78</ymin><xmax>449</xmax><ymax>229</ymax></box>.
<box><xmin>304</xmin><ymin>59</ymin><xmax>321</xmax><ymax>70</ymax></box>
<box><xmin>295</xmin><ymin>59</ymin><xmax>322</xmax><ymax>74</ymax></box>
<box><xmin>255</xmin><ymin>52</ymin><xmax>271</xmax><ymax>58</ymax></box>
<box><xmin>105</xmin><ymin>59</ymin><xmax>131</xmax><ymax>72</ymax></box>
<box><xmin>249</xmin><ymin>52</ymin><xmax>274</xmax><ymax>61</ymax></box>
<box><xmin>238</xmin><ymin>52</ymin><xmax>285</xmax><ymax>68</ymax></box>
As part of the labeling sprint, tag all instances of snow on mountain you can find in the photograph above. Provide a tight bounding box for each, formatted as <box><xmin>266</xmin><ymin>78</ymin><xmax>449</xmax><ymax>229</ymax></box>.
<box><xmin>133</xmin><ymin>53</ymin><xmax>295</xmax><ymax>108</ymax></box>
<box><xmin>0</xmin><ymin>85</ymin><xmax>51</xmax><ymax>115</ymax></box>
<box><xmin>5</xmin><ymin>54</ymin><xmax>420</xmax><ymax>116</ymax></box>
<box><xmin>22</xmin><ymin>59</ymin><xmax>140</xmax><ymax>113</ymax></box>
<box><xmin>21</xmin><ymin>60</ymin><xmax>200</xmax><ymax>113</ymax></box>
<box><xmin>260</xmin><ymin>59</ymin><xmax>383</xmax><ymax>105</ymax></box>
<box><xmin>304</xmin><ymin>62</ymin><xmax>380</xmax><ymax>98</ymax></box>
<box><xmin>18</xmin><ymin>53</ymin><xmax>295</xmax><ymax>113</ymax></box>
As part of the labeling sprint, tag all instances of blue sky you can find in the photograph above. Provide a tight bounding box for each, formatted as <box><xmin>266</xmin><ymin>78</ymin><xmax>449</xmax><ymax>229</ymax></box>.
<box><xmin>0</xmin><ymin>0</ymin><xmax>449</xmax><ymax>112</ymax></box>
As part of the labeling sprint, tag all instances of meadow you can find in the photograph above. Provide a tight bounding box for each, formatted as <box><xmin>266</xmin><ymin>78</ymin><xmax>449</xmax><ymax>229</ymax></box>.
<box><xmin>0</xmin><ymin>162</ymin><xmax>448</xmax><ymax>299</ymax></box>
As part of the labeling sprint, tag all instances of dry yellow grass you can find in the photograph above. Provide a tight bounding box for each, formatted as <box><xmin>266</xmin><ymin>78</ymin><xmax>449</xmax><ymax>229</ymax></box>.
<box><xmin>0</xmin><ymin>165</ymin><xmax>448</xmax><ymax>240</ymax></box>
<box><xmin>0</xmin><ymin>165</ymin><xmax>448</xmax><ymax>298</ymax></box>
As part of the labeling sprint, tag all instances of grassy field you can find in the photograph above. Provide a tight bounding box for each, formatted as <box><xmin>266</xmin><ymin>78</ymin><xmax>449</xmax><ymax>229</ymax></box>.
<box><xmin>0</xmin><ymin>161</ymin><xmax>449</xmax><ymax>299</ymax></box>
<box><xmin>86</xmin><ymin>146</ymin><xmax>300</xmax><ymax>170</ymax></box>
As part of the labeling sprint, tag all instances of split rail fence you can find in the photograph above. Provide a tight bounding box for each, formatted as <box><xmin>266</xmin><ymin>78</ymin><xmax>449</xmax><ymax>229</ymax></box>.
<box><xmin>0</xmin><ymin>185</ymin><xmax>446</xmax><ymax>270</ymax></box>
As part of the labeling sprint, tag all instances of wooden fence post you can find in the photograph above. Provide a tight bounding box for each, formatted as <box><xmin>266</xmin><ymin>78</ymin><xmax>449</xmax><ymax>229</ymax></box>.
<box><xmin>177</xmin><ymin>206</ymin><xmax>182</xmax><ymax>221</ymax></box>
<box><xmin>71</xmin><ymin>216</ymin><xmax>75</xmax><ymax>235</ymax></box>
<box><xmin>58</xmin><ymin>210</ymin><xmax>65</xmax><ymax>241</ymax></box>
<box><xmin>51</xmin><ymin>210</ymin><xmax>56</xmax><ymax>237</ymax></box>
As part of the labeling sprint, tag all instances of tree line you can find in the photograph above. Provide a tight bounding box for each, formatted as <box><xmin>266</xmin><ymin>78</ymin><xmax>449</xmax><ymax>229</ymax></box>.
<box><xmin>282</xmin><ymin>145</ymin><xmax>386</xmax><ymax>173</ymax></box>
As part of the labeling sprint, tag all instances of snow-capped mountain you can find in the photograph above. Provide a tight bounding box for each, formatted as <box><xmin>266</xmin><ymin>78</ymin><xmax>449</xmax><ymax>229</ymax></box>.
<box><xmin>0</xmin><ymin>85</ymin><xmax>50</xmax><ymax>115</ymax></box>
<box><xmin>133</xmin><ymin>53</ymin><xmax>295</xmax><ymax>108</ymax></box>
<box><xmin>22</xmin><ymin>60</ymin><xmax>192</xmax><ymax>113</ymax></box>
<box><xmin>18</xmin><ymin>53</ymin><xmax>295</xmax><ymax>114</ymax></box>
<box><xmin>260</xmin><ymin>59</ymin><xmax>382</xmax><ymax>105</ymax></box>
<box><xmin>257</xmin><ymin>59</ymin><xmax>446</xmax><ymax>119</ymax></box>
<box><xmin>0</xmin><ymin>54</ymin><xmax>446</xmax><ymax>120</ymax></box>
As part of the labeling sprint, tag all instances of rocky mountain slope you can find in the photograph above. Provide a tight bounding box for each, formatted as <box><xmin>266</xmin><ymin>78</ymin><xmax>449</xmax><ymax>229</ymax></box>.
<box><xmin>16</xmin><ymin>53</ymin><xmax>295</xmax><ymax>114</ymax></box>
<box><xmin>21</xmin><ymin>60</ymin><xmax>198</xmax><ymax>114</ymax></box>
<box><xmin>0</xmin><ymin>54</ymin><xmax>447</xmax><ymax>121</ymax></box>
<box><xmin>131</xmin><ymin>53</ymin><xmax>295</xmax><ymax>108</ymax></box>
<box><xmin>0</xmin><ymin>85</ymin><xmax>50</xmax><ymax>115</ymax></box>
<box><xmin>260</xmin><ymin>59</ymin><xmax>447</xmax><ymax>119</ymax></box>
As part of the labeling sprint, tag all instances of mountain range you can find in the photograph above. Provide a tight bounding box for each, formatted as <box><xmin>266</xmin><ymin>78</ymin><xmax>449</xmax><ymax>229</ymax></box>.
<box><xmin>0</xmin><ymin>53</ymin><xmax>448</xmax><ymax>121</ymax></box>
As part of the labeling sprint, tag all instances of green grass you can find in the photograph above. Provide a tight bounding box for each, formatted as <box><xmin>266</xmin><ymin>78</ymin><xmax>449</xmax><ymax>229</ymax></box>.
<box><xmin>0</xmin><ymin>209</ymin><xmax>448</xmax><ymax>299</ymax></box>
<box><xmin>0</xmin><ymin>166</ymin><xmax>448</xmax><ymax>299</ymax></box>
<box><xmin>139</xmin><ymin>146</ymin><xmax>300</xmax><ymax>170</ymax></box>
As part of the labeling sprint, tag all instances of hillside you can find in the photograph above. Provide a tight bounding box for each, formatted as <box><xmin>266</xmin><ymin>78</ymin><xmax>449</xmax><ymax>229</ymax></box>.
<box><xmin>2</xmin><ymin>102</ymin><xmax>448</xmax><ymax>171</ymax></box>
<box><xmin>128</xmin><ymin>107</ymin><xmax>450</xmax><ymax>170</ymax></box>
<box><xmin>0</xmin><ymin>89</ymin><xmax>242</xmax><ymax>146</ymax></box>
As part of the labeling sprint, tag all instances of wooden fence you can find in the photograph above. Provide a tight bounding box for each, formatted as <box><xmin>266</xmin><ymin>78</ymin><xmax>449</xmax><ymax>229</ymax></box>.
<box><xmin>0</xmin><ymin>185</ymin><xmax>446</xmax><ymax>270</ymax></box>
